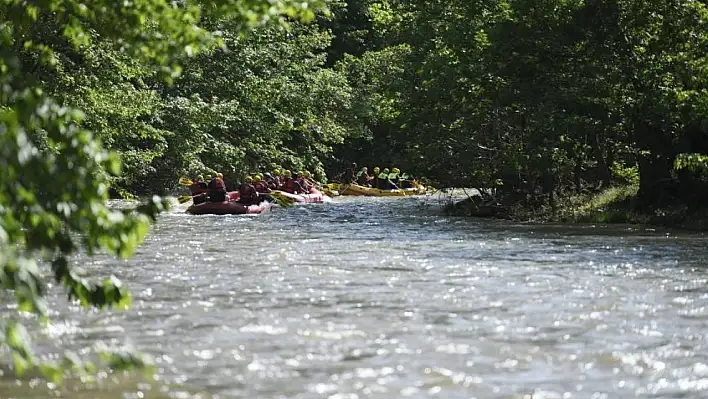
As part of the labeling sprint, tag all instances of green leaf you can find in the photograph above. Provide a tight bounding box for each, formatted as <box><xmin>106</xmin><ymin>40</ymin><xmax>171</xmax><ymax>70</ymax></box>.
<box><xmin>39</xmin><ymin>362</ymin><xmax>64</xmax><ymax>384</ymax></box>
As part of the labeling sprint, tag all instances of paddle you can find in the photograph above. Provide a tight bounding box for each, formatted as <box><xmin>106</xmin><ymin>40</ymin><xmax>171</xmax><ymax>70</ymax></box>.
<box><xmin>266</xmin><ymin>191</ymin><xmax>296</xmax><ymax>207</ymax></box>
<box><xmin>177</xmin><ymin>177</ymin><xmax>201</xmax><ymax>204</ymax></box>
<box><xmin>177</xmin><ymin>195</ymin><xmax>194</xmax><ymax>204</ymax></box>
<box><xmin>179</xmin><ymin>176</ymin><xmax>194</xmax><ymax>186</ymax></box>
<box><xmin>319</xmin><ymin>181</ymin><xmax>341</xmax><ymax>197</ymax></box>
<box><xmin>178</xmin><ymin>177</ymin><xmax>294</xmax><ymax>208</ymax></box>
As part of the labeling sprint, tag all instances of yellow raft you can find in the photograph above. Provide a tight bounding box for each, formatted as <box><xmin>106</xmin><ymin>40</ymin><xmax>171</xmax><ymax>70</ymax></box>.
<box><xmin>338</xmin><ymin>183</ymin><xmax>427</xmax><ymax>197</ymax></box>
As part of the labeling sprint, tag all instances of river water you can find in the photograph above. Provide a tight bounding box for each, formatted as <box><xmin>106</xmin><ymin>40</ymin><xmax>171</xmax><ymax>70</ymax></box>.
<box><xmin>3</xmin><ymin>195</ymin><xmax>708</xmax><ymax>398</ymax></box>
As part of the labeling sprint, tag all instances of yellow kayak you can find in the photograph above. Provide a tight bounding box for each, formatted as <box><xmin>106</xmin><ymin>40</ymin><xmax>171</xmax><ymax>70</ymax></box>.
<box><xmin>339</xmin><ymin>183</ymin><xmax>427</xmax><ymax>197</ymax></box>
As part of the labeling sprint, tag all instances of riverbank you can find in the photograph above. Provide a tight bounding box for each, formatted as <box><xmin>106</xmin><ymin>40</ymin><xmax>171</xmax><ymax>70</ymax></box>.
<box><xmin>445</xmin><ymin>185</ymin><xmax>708</xmax><ymax>231</ymax></box>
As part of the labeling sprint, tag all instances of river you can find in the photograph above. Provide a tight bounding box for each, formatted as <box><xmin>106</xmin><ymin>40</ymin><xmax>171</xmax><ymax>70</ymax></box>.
<box><xmin>3</xmin><ymin>195</ymin><xmax>708</xmax><ymax>398</ymax></box>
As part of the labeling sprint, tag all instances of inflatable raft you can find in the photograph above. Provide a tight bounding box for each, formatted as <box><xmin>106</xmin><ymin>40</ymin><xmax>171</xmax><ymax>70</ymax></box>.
<box><xmin>227</xmin><ymin>189</ymin><xmax>330</xmax><ymax>204</ymax></box>
<box><xmin>339</xmin><ymin>183</ymin><xmax>427</xmax><ymax>197</ymax></box>
<box><xmin>272</xmin><ymin>189</ymin><xmax>331</xmax><ymax>203</ymax></box>
<box><xmin>186</xmin><ymin>200</ymin><xmax>273</xmax><ymax>215</ymax></box>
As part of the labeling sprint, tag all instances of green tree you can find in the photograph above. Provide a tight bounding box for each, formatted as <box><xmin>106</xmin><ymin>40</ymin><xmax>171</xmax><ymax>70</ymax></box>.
<box><xmin>1</xmin><ymin>0</ymin><xmax>323</xmax><ymax>382</ymax></box>
<box><xmin>335</xmin><ymin>0</ymin><xmax>708</xmax><ymax>213</ymax></box>
<box><xmin>153</xmin><ymin>20</ymin><xmax>363</xmax><ymax>185</ymax></box>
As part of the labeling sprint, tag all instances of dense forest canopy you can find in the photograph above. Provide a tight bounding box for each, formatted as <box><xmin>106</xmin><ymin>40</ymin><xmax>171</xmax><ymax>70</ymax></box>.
<box><xmin>334</xmin><ymin>0</ymin><xmax>708</xmax><ymax>211</ymax></box>
<box><xmin>8</xmin><ymin>0</ymin><xmax>708</xmax><ymax>208</ymax></box>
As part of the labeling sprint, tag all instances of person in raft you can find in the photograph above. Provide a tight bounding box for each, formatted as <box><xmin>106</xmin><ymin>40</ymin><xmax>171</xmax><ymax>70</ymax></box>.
<box><xmin>387</xmin><ymin>168</ymin><xmax>401</xmax><ymax>188</ymax></box>
<box><xmin>253</xmin><ymin>174</ymin><xmax>271</xmax><ymax>193</ymax></box>
<box><xmin>191</xmin><ymin>174</ymin><xmax>212</xmax><ymax>204</ymax></box>
<box><xmin>271</xmin><ymin>169</ymin><xmax>283</xmax><ymax>189</ymax></box>
<box><xmin>377</xmin><ymin>168</ymin><xmax>398</xmax><ymax>190</ymax></box>
<box><xmin>356</xmin><ymin>167</ymin><xmax>370</xmax><ymax>186</ymax></box>
<box><xmin>296</xmin><ymin>171</ymin><xmax>311</xmax><ymax>192</ymax></box>
<box><xmin>263</xmin><ymin>173</ymin><xmax>278</xmax><ymax>191</ymax></box>
<box><xmin>189</xmin><ymin>175</ymin><xmax>208</xmax><ymax>204</ymax></box>
<box><xmin>283</xmin><ymin>170</ymin><xmax>304</xmax><ymax>194</ymax></box>
<box><xmin>236</xmin><ymin>180</ymin><xmax>264</xmax><ymax>206</ymax></box>
<box><xmin>301</xmin><ymin>170</ymin><xmax>317</xmax><ymax>192</ymax></box>
<box><xmin>369</xmin><ymin>167</ymin><xmax>380</xmax><ymax>188</ymax></box>
<box><xmin>189</xmin><ymin>175</ymin><xmax>208</xmax><ymax>195</ymax></box>
<box><xmin>207</xmin><ymin>173</ymin><xmax>227</xmax><ymax>202</ymax></box>
<box><xmin>343</xmin><ymin>163</ymin><xmax>357</xmax><ymax>184</ymax></box>
<box><xmin>389</xmin><ymin>167</ymin><xmax>413</xmax><ymax>188</ymax></box>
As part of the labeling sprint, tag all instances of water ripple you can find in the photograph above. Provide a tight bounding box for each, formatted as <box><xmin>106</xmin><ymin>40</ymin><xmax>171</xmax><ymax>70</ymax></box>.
<box><xmin>3</xmin><ymin>196</ymin><xmax>708</xmax><ymax>398</ymax></box>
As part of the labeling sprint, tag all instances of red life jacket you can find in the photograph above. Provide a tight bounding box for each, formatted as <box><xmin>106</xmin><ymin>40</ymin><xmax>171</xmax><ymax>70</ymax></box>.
<box><xmin>189</xmin><ymin>182</ymin><xmax>207</xmax><ymax>196</ymax></box>
<box><xmin>207</xmin><ymin>178</ymin><xmax>227</xmax><ymax>202</ymax></box>
<box><xmin>254</xmin><ymin>182</ymin><xmax>269</xmax><ymax>193</ymax></box>
<box><xmin>238</xmin><ymin>183</ymin><xmax>259</xmax><ymax>204</ymax></box>
<box><xmin>284</xmin><ymin>178</ymin><xmax>300</xmax><ymax>194</ymax></box>
<box><xmin>214</xmin><ymin>177</ymin><xmax>226</xmax><ymax>191</ymax></box>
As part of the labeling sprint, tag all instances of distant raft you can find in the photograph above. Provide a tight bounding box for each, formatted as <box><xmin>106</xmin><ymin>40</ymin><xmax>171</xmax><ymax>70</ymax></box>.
<box><xmin>186</xmin><ymin>200</ymin><xmax>273</xmax><ymax>215</ymax></box>
<box><xmin>227</xmin><ymin>188</ymin><xmax>330</xmax><ymax>204</ymax></box>
<box><xmin>339</xmin><ymin>183</ymin><xmax>427</xmax><ymax>197</ymax></box>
